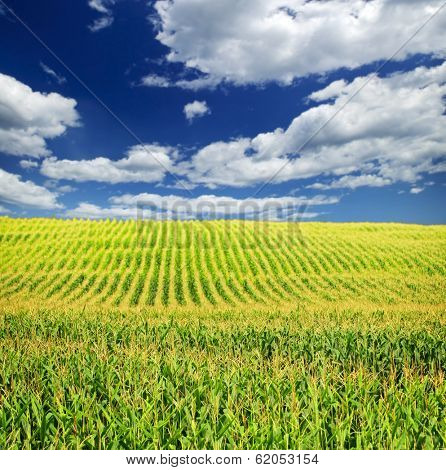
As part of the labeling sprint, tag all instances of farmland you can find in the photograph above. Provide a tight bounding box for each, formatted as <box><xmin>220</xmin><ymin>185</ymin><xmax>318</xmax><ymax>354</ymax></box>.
<box><xmin>0</xmin><ymin>217</ymin><xmax>445</xmax><ymax>449</ymax></box>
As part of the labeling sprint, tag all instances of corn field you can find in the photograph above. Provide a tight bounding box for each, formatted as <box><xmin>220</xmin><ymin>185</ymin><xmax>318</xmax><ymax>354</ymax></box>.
<box><xmin>0</xmin><ymin>217</ymin><xmax>445</xmax><ymax>449</ymax></box>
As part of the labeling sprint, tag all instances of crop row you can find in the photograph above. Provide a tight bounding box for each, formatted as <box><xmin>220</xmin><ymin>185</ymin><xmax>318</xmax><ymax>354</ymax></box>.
<box><xmin>0</xmin><ymin>218</ymin><xmax>445</xmax><ymax>309</ymax></box>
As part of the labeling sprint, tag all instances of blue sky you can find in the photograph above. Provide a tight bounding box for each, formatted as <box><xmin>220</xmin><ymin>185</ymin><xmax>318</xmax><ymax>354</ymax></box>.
<box><xmin>0</xmin><ymin>0</ymin><xmax>445</xmax><ymax>223</ymax></box>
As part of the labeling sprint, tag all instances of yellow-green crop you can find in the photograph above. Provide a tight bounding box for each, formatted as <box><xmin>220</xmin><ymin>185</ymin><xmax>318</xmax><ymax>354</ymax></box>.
<box><xmin>0</xmin><ymin>217</ymin><xmax>445</xmax><ymax>449</ymax></box>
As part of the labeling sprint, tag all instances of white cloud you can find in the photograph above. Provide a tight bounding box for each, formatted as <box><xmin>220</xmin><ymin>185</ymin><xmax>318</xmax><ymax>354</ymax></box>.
<box><xmin>65</xmin><ymin>202</ymin><xmax>134</xmax><ymax>219</ymax></box>
<box><xmin>88</xmin><ymin>0</ymin><xmax>115</xmax><ymax>32</ymax></box>
<box><xmin>0</xmin><ymin>168</ymin><xmax>62</xmax><ymax>210</ymax></box>
<box><xmin>152</xmin><ymin>0</ymin><xmax>446</xmax><ymax>88</ymax></box>
<box><xmin>40</xmin><ymin>62</ymin><xmax>66</xmax><ymax>85</ymax></box>
<box><xmin>140</xmin><ymin>74</ymin><xmax>221</xmax><ymax>91</ymax></box>
<box><xmin>43</xmin><ymin>180</ymin><xmax>77</xmax><ymax>194</ymax></box>
<box><xmin>0</xmin><ymin>205</ymin><xmax>11</xmax><ymax>214</ymax></box>
<box><xmin>0</xmin><ymin>73</ymin><xmax>79</xmax><ymax>158</ymax></box>
<box><xmin>178</xmin><ymin>62</ymin><xmax>446</xmax><ymax>188</ymax></box>
<box><xmin>40</xmin><ymin>144</ymin><xmax>177</xmax><ymax>184</ymax></box>
<box><xmin>183</xmin><ymin>100</ymin><xmax>210</xmax><ymax>122</ymax></box>
<box><xmin>89</xmin><ymin>16</ymin><xmax>114</xmax><ymax>32</ymax></box>
<box><xmin>57</xmin><ymin>185</ymin><xmax>76</xmax><ymax>193</ymax></box>
<box><xmin>19</xmin><ymin>160</ymin><xmax>40</xmax><ymax>169</ymax></box>
<box><xmin>66</xmin><ymin>193</ymin><xmax>339</xmax><ymax>220</ymax></box>
<box><xmin>308</xmin><ymin>174</ymin><xmax>393</xmax><ymax>190</ymax></box>
<box><xmin>140</xmin><ymin>74</ymin><xmax>171</xmax><ymax>88</ymax></box>
<box><xmin>88</xmin><ymin>0</ymin><xmax>112</xmax><ymax>14</ymax></box>
<box><xmin>164</xmin><ymin>181</ymin><xmax>198</xmax><ymax>191</ymax></box>
<box><xmin>410</xmin><ymin>187</ymin><xmax>424</xmax><ymax>194</ymax></box>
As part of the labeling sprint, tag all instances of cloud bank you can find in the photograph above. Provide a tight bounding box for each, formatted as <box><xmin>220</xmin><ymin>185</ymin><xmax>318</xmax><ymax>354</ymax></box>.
<box><xmin>66</xmin><ymin>193</ymin><xmax>339</xmax><ymax>220</ymax></box>
<box><xmin>151</xmin><ymin>0</ymin><xmax>446</xmax><ymax>88</ymax></box>
<box><xmin>42</xmin><ymin>62</ymin><xmax>446</xmax><ymax>191</ymax></box>
<box><xmin>179</xmin><ymin>63</ymin><xmax>446</xmax><ymax>188</ymax></box>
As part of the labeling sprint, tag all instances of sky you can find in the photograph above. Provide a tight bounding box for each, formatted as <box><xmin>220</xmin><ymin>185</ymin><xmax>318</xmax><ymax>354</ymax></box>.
<box><xmin>0</xmin><ymin>0</ymin><xmax>446</xmax><ymax>223</ymax></box>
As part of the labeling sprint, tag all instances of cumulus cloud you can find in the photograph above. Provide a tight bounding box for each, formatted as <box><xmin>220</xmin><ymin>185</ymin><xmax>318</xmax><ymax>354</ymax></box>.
<box><xmin>0</xmin><ymin>168</ymin><xmax>62</xmax><ymax>210</ymax></box>
<box><xmin>40</xmin><ymin>62</ymin><xmax>67</xmax><ymax>85</ymax></box>
<box><xmin>183</xmin><ymin>101</ymin><xmax>210</xmax><ymax>122</ymax></box>
<box><xmin>0</xmin><ymin>73</ymin><xmax>79</xmax><ymax>158</ymax></box>
<box><xmin>88</xmin><ymin>0</ymin><xmax>115</xmax><ymax>32</ymax></box>
<box><xmin>152</xmin><ymin>0</ymin><xmax>446</xmax><ymax>88</ymax></box>
<box><xmin>40</xmin><ymin>144</ymin><xmax>177</xmax><ymax>184</ymax></box>
<box><xmin>66</xmin><ymin>193</ymin><xmax>339</xmax><ymax>220</ymax></box>
<box><xmin>0</xmin><ymin>205</ymin><xmax>12</xmax><ymax>214</ymax></box>
<box><xmin>177</xmin><ymin>62</ymin><xmax>446</xmax><ymax>188</ymax></box>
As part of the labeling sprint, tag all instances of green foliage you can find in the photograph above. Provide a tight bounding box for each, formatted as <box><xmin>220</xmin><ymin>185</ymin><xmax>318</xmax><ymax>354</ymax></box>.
<box><xmin>0</xmin><ymin>312</ymin><xmax>444</xmax><ymax>450</ymax></box>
